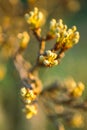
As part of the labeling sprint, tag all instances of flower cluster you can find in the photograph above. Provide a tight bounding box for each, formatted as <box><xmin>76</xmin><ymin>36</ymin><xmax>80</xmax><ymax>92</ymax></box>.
<box><xmin>69</xmin><ymin>113</ymin><xmax>84</xmax><ymax>128</ymax></box>
<box><xmin>17</xmin><ymin>31</ymin><xmax>30</xmax><ymax>49</ymax></box>
<box><xmin>49</xmin><ymin>19</ymin><xmax>80</xmax><ymax>50</ymax></box>
<box><xmin>71</xmin><ymin>82</ymin><xmax>85</xmax><ymax>98</ymax></box>
<box><xmin>20</xmin><ymin>72</ymin><xmax>42</xmax><ymax>119</ymax></box>
<box><xmin>25</xmin><ymin>7</ymin><xmax>44</xmax><ymax>29</ymax></box>
<box><xmin>38</xmin><ymin>18</ymin><xmax>80</xmax><ymax>67</ymax></box>
<box><xmin>39</xmin><ymin>50</ymin><xmax>58</xmax><ymax>67</ymax></box>
<box><xmin>20</xmin><ymin>87</ymin><xmax>37</xmax><ymax>119</ymax></box>
<box><xmin>23</xmin><ymin>104</ymin><xmax>37</xmax><ymax>119</ymax></box>
<box><xmin>20</xmin><ymin>87</ymin><xmax>36</xmax><ymax>103</ymax></box>
<box><xmin>64</xmin><ymin>78</ymin><xmax>85</xmax><ymax>98</ymax></box>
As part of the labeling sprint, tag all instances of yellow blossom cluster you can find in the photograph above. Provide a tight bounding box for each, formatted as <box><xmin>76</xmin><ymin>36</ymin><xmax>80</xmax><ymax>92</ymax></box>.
<box><xmin>71</xmin><ymin>82</ymin><xmax>85</xmax><ymax>98</ymax></box>
<box><xmin>25</xmin><ymin>7</ymin><xmax>44</xmax><ymax>29</ymax></box>
<box><xmin>17</xmin><ymin>31</ymin><xmax>30</xmax><ymax>49</ymax></box>
<box><xmin>64</xmin><ymin>79</ymin><xmax>85</xmax><ymax>98</ymax></box>
<box><xmin>20</xmin><ymin>87</ymin><xmax>36</xmax><ymax>103</ymax></box>
<box><xmin>23</xmin><ymin>104</ymin><xmax>37</xmax><ymax>119</ymax></box>
<box><xmin>69</xmin><ymin>113</ymin><xmax>84</xmax><ymax>128</ymax></box>
<box><xmin>20</xmin><ymin>73</ymin><xmax>42</xmax><ymax>119</ymax></box>
<box><xmin>20</xmin><ymin>87</ymin><xmax>37</xmax><ymax>119</ymax></box>
<box><xmin>49</xmin><ymin>19</ymin><xmax>80</xmax><ymax>50</ymax></box>
<box><xmin>39</xmin><ymin>50</ymin><xmax>58</xmax><ymax>67</ymax></box>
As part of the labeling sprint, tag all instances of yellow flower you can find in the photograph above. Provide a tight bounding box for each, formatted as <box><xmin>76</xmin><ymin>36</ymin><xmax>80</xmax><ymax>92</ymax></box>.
<box><xmin>24</xmin><ymin>90</ymin><xmax>36</xmax><ymax>104</ymax></box>
<box><xmin>20</xmin><ymin>87</ymin><xmax>27</xmax><ymax>97</ymax></box>
<box><xmin>20</xmin><ymin>87</ymin><xmax>37</xmax><ymax>104</ymax></box>
<box><xmin>71</xmin><ymin>82</ymin><xmax>85</xmax><ymax>98</ymax></box>
<box><xmin>64</xmin><ymin>78</ymin><xmax>77</xmax><ymax>93</ymax></box>
<box><xmin>23</xmin><ymin>104</ymin><xmax>37</xmax><ymax>119</ymax></box>
<box><xmin>17</xmin><ymin>31</ymin><xmax>30</xmax><ymax>49</ymax></box>
<box><xmin>39</xmin><ymin>50</ymin><xmax>58</xmax><ymax>67</ymax></box>
<box><xmin>70</xmin><ymin>113</ymin><xmax>84</xmax><ymax>128</ymax></box>
<box><xmin>49</xmin><ymin>19</ymin><xmax>80</xmax><ymax>50</ymax></box>
<box><xmin>25</xmin><ymin>7</ymin><xmax>44</xmax><ymax>29</ymax></box>
<box><xmin>49</xmin><ymin>19</ymin><xmax>57</xmax><ymax>36</ymax></box>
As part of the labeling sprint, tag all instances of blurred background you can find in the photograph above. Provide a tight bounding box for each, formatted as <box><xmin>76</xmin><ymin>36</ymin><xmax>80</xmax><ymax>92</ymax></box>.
<box><xmin>0</xmin><ymin>0</ymin><xmax>87</xmax><ymax>130</ymax></box>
